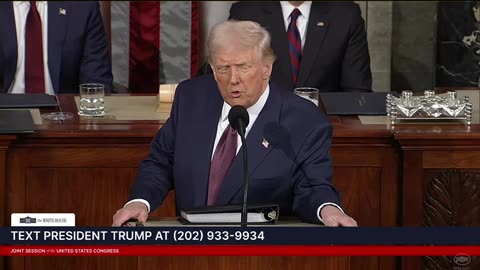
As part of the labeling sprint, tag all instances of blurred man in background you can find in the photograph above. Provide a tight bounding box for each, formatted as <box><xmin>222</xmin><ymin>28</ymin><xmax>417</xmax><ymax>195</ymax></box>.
<box><xmin>0</xmin><ymin>1</ymin><xmax>113</xmax><ymax>94</ymax></box>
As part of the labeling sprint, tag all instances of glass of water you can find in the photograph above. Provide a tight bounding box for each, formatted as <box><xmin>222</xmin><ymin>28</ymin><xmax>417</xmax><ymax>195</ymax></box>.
<box><xmin>78</xmin><ymin>83</ymin><xmax>105</xmax><ymax>116</ymax></box>
<box><xmin>294</xmin><ymin>87</ymin><xmax>319</xmax><ymax>106</ymax></box>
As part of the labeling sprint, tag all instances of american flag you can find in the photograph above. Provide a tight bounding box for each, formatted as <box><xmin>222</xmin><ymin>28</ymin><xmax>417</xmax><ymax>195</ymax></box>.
<box><xmin>103</xmin><ymin>1</ymin><xmax>200</xmax><ymax>93</ymax></box>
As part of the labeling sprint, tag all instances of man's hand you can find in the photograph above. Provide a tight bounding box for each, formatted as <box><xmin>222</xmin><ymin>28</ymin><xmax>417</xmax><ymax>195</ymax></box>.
<box><xmin>320</xmin><ymin>205</ymin><xmax>358</xmax><ymax>227</ymax></box>
<box><xmin>112</xmin><ymin>202</ymin><xmax>149</xmax><ymax>227</ymax></box>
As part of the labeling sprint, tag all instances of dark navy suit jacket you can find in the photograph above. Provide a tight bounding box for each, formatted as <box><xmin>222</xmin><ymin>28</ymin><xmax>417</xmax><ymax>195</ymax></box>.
<box><xmin>228</xmin><ymin>1</ymin><xmax>372</xmax><ymax>92</ymax></box>
<box><xmin>129</xmin><ymin>75</ymin><xmax>341</xmax><ymax>224</ymax></box>
<box><xmin>0</xmin><ymin>1</ymin><xmax>113</xmax><ymax>93</ymax></box>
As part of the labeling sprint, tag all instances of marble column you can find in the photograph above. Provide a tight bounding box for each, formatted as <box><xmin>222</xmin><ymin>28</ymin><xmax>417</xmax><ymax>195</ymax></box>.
<box><xmin>364</xmin><ymin>1</ymin><xmax>393</xmax><ymax>92</ymax></box>
<box><xmin>436</xmin><ymin>1</ymin><xmax>480</xmax><ymax>88</ymax></box>
<box><xmin>391</xmin><ymin>1</ymin><xmax>438</xmax><ymax>92</ymax></box>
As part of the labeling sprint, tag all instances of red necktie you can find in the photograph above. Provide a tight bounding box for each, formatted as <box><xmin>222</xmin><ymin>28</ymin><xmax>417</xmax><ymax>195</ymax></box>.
<box><xmin>207</xmin><ymin>125</ymin><xmax>238</xmax><ymax>206</ymax></box>
<box><xmin>287</xmin><ymin>8</ymin><xmax>302</xmax><ymax>86</ymax></box>
<box><xmin>25</xmin><ymin>1</ymin><xmax>46</xmax><ymax>93</ymax></box>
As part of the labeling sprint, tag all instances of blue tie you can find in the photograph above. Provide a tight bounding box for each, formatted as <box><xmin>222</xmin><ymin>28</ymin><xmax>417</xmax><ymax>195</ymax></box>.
<box><xmin>287</xmin><ymin>8</ymin><xmax>302</xmax><ymax>86</ymax></box>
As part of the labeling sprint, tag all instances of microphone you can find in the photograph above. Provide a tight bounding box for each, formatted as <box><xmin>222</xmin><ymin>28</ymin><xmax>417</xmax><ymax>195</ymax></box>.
<box><xmin>228</xmin><ymin>105</ymin><xmax>250</xmax><ymax>227</ymax></box>
<box><xmin>228</xmin><ymin>105</ymin><xmax>249</xmax><ymax>137</ymax></box>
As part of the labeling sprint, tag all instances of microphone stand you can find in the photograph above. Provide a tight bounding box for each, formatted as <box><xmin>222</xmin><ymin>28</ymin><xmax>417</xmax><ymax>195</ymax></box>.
<box><xmin>239</xmin><ymin>131</ymin><xmax>248</xmax><ymax>228</ymax></box>
<box><xmin>228</xmin><ymin>106</ymin><xmax>250</xmax><ymax>228</ymax></box>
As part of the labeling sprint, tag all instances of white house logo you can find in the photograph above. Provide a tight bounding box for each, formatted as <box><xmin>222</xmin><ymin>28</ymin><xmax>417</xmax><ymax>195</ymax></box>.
<box><xmin>19</xmin><ymin>216</ymin><xmax>37</xmax><ymax>224</ymax></box>
<box><xmin>454</xmin><ymin>253</ymin><xmax>471</xmax><ymax>266</ymax></box>
<box><xmin>12</xmin><ymin>213</ymin><xmax>75</xmax><ymax>227</ymax></box>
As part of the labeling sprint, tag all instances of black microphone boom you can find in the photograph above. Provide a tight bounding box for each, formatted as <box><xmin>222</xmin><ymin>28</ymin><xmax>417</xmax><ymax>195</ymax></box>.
<box><xmin>228</xmin><ymin>105</ymin><xmax>250</xmax><ymax>227</ymax></box>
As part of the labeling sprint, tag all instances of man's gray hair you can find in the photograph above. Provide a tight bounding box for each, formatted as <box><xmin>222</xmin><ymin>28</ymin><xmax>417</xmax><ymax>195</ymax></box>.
<box><xmin>207</xmin><ymin>20</ymin><xmax>276</xmax><ymax>65</ymax></box>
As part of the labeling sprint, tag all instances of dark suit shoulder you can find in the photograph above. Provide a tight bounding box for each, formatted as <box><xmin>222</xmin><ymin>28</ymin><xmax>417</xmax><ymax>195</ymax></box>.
<box><xmin>68</xmin><ymin>1</ymin><xmax>100</xmax><ymax>9</ymax></box>
<box><xmin>174</xmin><ymin>75</ymin><xmax>219</xmax><ymax>102</ymax></box>
<box><xmin>327</xmin><ymin>1</ymin><xmax>361</xmax><ymax>9</ymax></box>
<box><xmin>229</xmin><ymin>1</ymin><xmax>275</xmax><ymax>20</ymax></box>
<box><xmin>325</xmin><ymin>1</ymin><xmax>363</xmax><ymax>19</ymax></box>
<box><xmin>50</xmin><ymin>1</ymin><xmax>101</xmax><ymax>18</ymax></box>
<box><xmin>230</xmin><ymin>1</ymin><xmax>269</xmax><ymax>12</ymax></box>
<box><xmin>177</xmin><ymin>74</ymin><xmax>217</xmax><ymax>92</ymax></box>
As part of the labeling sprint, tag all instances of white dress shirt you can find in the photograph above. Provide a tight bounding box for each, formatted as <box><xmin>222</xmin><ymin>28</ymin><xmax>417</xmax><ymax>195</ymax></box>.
<box><xmin>127</xmin><ymin>84</ymin><xmax>343</xmax><ymax>222</ymax></box>
<box><xmin>280</xmin><ymin>1</ymin><xmax>312</xmax><ymax>50</ymax></box>
<box><xmin>212</xmin><ymin>85</ymin><xmax>270</xmax><ymax>158</ymax></box>
<box><xmin>10</xmin><ymin>1</ymin><xmax>54</xmax><ymax>95</ymax></box>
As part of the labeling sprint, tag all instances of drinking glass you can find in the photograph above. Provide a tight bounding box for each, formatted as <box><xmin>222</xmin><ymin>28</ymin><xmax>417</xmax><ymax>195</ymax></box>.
<box><xmin>78</xmin><ymin>83</ymin><xmax>105</xmax><ymax>116</ymax></box>
<box><xmin>294</xmin><ymin>87</ymin><xmax>319</xmax><ymax>106</ymax></box>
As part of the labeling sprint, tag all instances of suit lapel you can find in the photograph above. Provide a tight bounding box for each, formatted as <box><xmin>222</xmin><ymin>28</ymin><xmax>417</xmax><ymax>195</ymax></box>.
<box><xmin>47</xmin><ymin>2</ymin><xmax>69</xmax><ymax>92</ymax></box>
<box><xmin>262</xmin><ymin>3</ymin><xmax>293</xmax><ymax>89</ymax></box>
<box><xmin>297</xmin><ymin>2</ymin><xmax>330</xmax><ymax>87</ymax></box>
<box><xmin>215</xmin><ymin>85</ymin><xmax>281</xmax><ymax>205</ymax></box>
<box><xmin>192</xmin><ymin>86</ymin><xmax>224</xmax><ymax>207</ymax></box>
<box><xmin>0</xmin><ymin>2</ymin><xmax>17</xmax><ymax>92</ymax></box>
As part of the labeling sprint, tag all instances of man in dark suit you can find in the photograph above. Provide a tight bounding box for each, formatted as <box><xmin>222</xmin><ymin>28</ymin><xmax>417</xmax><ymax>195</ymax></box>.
<box><xmin>113</xmin><ymin>20</ymin><xmax>357</xmax><ymax>226</ymax></box>
<box><xmin>198</xmin><ymin>1</ymin><xmax>372</xmax><ymax>93</ymax></box>
<box><xmin>0</xmin><ymin>1</ymin><xmax>112</xmax><ymax>94</ymax></box>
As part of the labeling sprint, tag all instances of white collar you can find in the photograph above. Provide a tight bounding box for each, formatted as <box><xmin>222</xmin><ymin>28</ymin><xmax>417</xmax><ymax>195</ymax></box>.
<box><xmin>280</xmin><ymin>1</ymin><xmax>312</xmax><ymax>23</ymax></box>
<box><xmin>219</xmin><ymin>84</ymin><xmax>270</xmax><ymax>126</ymax></box>
<box><xmin>14</xmin><ymin>1</ymin><xmax>47</xmax><ymax>7</ymax></box>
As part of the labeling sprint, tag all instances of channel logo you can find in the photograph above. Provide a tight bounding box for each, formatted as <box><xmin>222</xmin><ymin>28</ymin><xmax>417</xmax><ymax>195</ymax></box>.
<box><xmin>11</xmin><ymin>213</ymin><xmax>75</xmax><ymax>227</ymax></box>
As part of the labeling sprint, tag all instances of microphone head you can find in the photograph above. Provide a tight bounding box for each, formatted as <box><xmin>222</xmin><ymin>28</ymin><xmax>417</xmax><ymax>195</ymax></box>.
<box><xmin>228</xmin><ymin>105</ymin><xmax>249</xmax><ymax>134</ymax></box>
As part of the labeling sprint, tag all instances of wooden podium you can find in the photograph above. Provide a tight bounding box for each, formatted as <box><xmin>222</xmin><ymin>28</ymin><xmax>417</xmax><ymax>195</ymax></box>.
<box><xmin>136</xmin><ymin>255</ymin><xmax>350</xmax><ymax>270</ymax></box>
<box><xmin>128</xmin><ymin>217</ymin><xmax>350</xmax><ymax>270</ymax></box>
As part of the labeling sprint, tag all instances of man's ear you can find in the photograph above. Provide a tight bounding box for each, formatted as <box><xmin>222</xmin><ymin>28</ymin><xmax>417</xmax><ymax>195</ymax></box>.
<box><xmin>263</xmin><ymin>63</ymin><xmax>273</xmax><ymax>80</ymax></box>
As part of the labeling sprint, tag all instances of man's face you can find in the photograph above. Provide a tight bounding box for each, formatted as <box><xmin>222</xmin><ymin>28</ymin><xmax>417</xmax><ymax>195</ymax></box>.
<box><xmin>210</xmin><ymin>47</ymin><xmax>272</xmax><ymax>108</ymax></box>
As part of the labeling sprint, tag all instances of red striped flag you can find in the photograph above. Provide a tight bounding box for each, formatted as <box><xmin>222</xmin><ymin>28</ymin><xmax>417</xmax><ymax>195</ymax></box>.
<box><xmin>106</xmin><ymin>1</ymin><xmax>199</xmax><ymax>93</ymax></box>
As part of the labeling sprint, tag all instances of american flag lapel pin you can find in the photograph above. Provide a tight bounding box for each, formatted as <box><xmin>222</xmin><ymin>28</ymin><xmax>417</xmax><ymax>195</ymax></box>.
<box><xmin>262</xmin><ymin>138</ymin><xmax>269</xmax><ymax>148</ymax></box>
<box><xmin>59</xmin><ymin>8</ymin><xmax>66</xmax><ymax>15</ymax></box>
<box><xmin>317</xmin><ymin>21</ymin><xmax>325</xmax><ymax>27</ymax></box>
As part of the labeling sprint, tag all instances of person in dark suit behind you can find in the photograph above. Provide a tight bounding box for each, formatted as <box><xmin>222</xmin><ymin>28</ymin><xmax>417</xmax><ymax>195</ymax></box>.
<box><xmin>198</xmin><ymin>1</ymin><xmax>372</xmax><ymax>93</ymax></box>
<box><xmin>0</xmin><ymin>1</ymin><xmax>113</xmax><ymax>94</ymax></box>
<box><xmin>113</xmin><ymin>20</ymin><xmax>357</xmax><ymax>227</ymax></box>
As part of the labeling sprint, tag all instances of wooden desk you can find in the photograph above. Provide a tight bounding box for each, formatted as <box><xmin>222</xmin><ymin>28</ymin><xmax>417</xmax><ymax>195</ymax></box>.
<box><xmin>394</xmin><ymin>123</ymin><xmax>480</xmax><ymax>270</ymax></box>
<box><xmin>1</xmin><ymin>135</ymin><xmax>16</xmax><ymax>270</ymax></box>
<box><xmin>2</xmin><ymin>95</ymin><xmax>478</xmax><ymax>270</ymax></box>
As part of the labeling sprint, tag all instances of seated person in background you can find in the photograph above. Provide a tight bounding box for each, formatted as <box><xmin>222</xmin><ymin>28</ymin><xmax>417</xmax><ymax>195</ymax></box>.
<box><xmin>113</xmin><ymin>20</ymin><xmax>357</xmax><ymax>227</ymax></box>
<box><xmin>197</xmin><ymin>1</ymin><xmax>372</xmax><ymax>93</ymax></box>
<box><xmin>0</xmin><ymin>1</ymin><xmax>113</xmax><ymax>94</ymax></box>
